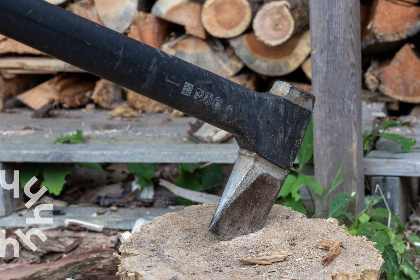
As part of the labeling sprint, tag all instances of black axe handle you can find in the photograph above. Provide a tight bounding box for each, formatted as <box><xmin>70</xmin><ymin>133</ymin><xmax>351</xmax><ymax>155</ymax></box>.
<box><xmin>0</xmin><ymin>0</ymin><xmax>312</xmax><ymax>170</ymax></box>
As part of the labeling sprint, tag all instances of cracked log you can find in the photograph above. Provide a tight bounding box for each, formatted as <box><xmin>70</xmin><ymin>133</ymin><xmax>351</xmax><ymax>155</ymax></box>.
<box><xmin>161</xmin><ymin>35</ymin><xmax>243</xmax><ymax>77</ymax></box>
<box><xmin>201</xmin><ymin>0</ymin><xmax>252</xmax><ymax>38</ymax></box>
<box><xmin>253</xmin><ymin>0</ymin><xmax>309</xmax><ymax>46</ymax></box>
<box><xmin>229</xmin><ymin>30</ymin><xmax>310</xmax><ymax>76</ymax></box>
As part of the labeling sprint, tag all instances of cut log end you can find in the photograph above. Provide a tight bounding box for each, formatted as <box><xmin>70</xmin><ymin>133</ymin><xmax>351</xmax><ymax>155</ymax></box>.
<box><xmin>118</xmin><ymin>204</ymin><xmax>384</xmax><ymax>279</ymax></box>
<box><xmin>162</xmin><ymin>36</ymin><xmax>243</xmax><ymax>77</ymax></box>
<box><xmin>93</xmin><ymin>0</ymin><xmax>137</xmax><ymax>33</ymax></box>
<box><xmin>229</xmin><ymin>30</ymin><xmax>310</xmax><ymax>76</ymax></box>
<box><xmin>365</xmin><ymin>43</ymin><xmax>420</xmax><ymax>103</ymax></box>
<box><xmin>152</xmin><ymin>0</ymin><xmax>206</xmax><ymax>39</ymax></box>
<box><xmin>253</xmin><ymin>1</ymin><xmax>295</xmax><ymax>46</ymax></box>
<box><xmin>201</xmin><ymin>0</ymin><xmax>252</xmax><ymax>38</ymax></box>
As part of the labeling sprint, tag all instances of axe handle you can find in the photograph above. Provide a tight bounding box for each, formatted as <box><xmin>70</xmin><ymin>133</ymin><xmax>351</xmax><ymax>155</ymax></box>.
<box><xmin>0</xmin><ymin>0</ymin><xmax>253</xmax><ymax>135</ymax></box>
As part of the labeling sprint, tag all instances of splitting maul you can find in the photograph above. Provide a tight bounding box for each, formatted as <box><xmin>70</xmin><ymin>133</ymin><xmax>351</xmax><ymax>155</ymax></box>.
<box><xmin>0</xmin><ymin>0</ymin><xmax>314</xmax><ymax>240</ymax></box>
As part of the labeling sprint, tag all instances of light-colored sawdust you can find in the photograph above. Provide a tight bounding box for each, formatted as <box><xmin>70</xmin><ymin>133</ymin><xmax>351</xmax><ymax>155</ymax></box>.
<box><xmin>118</xmin><ymin>204</ymin><xmax>384</xmax><ymax>279</ymax></box>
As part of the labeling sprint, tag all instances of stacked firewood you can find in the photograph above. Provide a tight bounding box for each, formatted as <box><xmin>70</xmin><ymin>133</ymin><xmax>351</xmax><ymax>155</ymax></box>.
<box><xmin>0</xmin><ymin>0</ymin><xmax>419</xmax><ymax>115</ymax></box>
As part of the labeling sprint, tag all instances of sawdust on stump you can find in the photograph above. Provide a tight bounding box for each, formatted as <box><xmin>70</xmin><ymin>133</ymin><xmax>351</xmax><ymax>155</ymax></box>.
<box><xmin>118</xmin><ymin>204</ymin><xmax>384</xmax><ymax>280</ymax></box>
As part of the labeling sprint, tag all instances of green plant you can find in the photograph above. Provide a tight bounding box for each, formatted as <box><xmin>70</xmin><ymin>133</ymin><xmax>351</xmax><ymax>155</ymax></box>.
<box><xmin>127</xmin><ymin>163</ymin><xmax>157</xmax><ymax>187</ymax></box>
<box><xmin>363</xmin><ymin>120</ymin><xmax>416</xmax><ymax>155</ymax></box>
<box><xmin>18</xmin><ymin>131</ymin><xmax>102</xmax><ymax>196</ymax></box>
<box><xmin>278</xmin><ymin>118</ymin><xmax>349</xmax><ymax>216</ymax></box>
<box><xmin>330</xmin><ymin>187</ymin><xmax>420</xmax><ymax>280</ymax></box>
<box><xmin>173</xmin><ymin>163</ymin><xmax>224</xmax><ymax>206</ymax></box>
<box><xmin>20</xmin><ymin>163</ymin><xmax>70</xmax><ymax>196</ymax></box>
<box><xmin>54</xmin><ymin>130</ymin><xmax>84</xmax><ymax>144</ymax></box>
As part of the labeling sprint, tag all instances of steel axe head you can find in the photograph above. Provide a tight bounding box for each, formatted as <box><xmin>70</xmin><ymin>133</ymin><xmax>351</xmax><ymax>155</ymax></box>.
<box><xmin>209</xmin><ymin>81</ymin><xmax>314</xmax><ymax>240</ymax></box>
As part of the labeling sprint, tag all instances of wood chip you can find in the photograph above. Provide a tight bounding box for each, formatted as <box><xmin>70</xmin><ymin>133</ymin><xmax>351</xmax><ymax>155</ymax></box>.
<box><xmin>316</xmin><ymin>241</ymin><xmax>335</xmax><ymax>250</ymax></box>
<box><xmin>322</xmin><ymin>241</ymin><xmax>342</xmax><ymax>266</ymax></box>
<box><xmin>240</xmin><ymin>252</ymin><xmax>288</xmax><ymax>265</ymax></box>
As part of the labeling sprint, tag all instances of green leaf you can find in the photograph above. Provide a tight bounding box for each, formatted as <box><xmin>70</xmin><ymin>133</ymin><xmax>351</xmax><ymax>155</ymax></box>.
<box><xmin>19</xmin><ymin>163</ymin><xmax>42</xmax><ymax>188</ymax></box>
<box><xmin>363</xmin><ymin>134</ymin><xmax>375</xmax><ymax>155</ymax></box>
<box><xmin>297</xmin><ymin>173</ymin><xmax>323</xmax><ymax>196</ymax></box>
<box><xmin>379</xmin><ymin>120</ymin><xmax>410</xmax><ymax>130</ymax></box>
<box><xmin>386</xmin><ymin>229</ymin><xmax>405</xmax><ymax>255</ymax></box>
<box><xmin>76</xmin><ymin>162</ymin><xmax>103</xmax><ymax>170</ymax></box>
<box><xmin>278</xmin><ymin>170</ymin><xmax>298</xmax><ymax>197</ymax></box>
<box><xmin>54</xmin><ymin>130</ymin><xmax>83</xmax><ymax>144</ymax></box>
<box><xmin>180</xmin><ymin>163</ymin><xmax>202</xmax><ymax>173</ymax></box>
<box><xmin>127</xmin><ymin>163</ymin><xmax>157</xmax><ymax>187</ymax></box>
<box><xmin>370</xmin><ymin>231</ymin><xmax>390</xmax><ymax>252</ymax></box>
<box><xmin>358</xmin><ymin>213</ymin><xmax>371</xmax><ymax>224</ymax></box>
<box><xmin>328</xmin><ymin>193</ymin><xmax>353</xmax><ymax>218</ymax></box>
<box><xmin>378</xmin><ymin>133</ymin><xmax>416</xmax><ymax>153</ymax></box>
<box><xmin>174</xmin><ymin>170</ymin><xmax>202</xmax><ymax>190</ymax></box>
<box><xmin>199</xmin><ymin>164</ymin><xmax>224</xmax><ymax>189</ymax></box>
<box><xmin>371</xmin><ymin>208</ymin><xmax>405</xmax><ymax>232</ymax></box>
<box><xmin>400</xmin><ymin>253</ymin><xmax>420</xmax><ymax>279</ymax></box>
<box><xmin>297</xmin><ymin>117</ymin><xmax>313</xmax><ymax>169</ymax></box>
<box><xmin>382</xmin><ymin>245</ymin><xmax>402</xmax><ymax>279</ymax></box>
<box><xmin>282</xmin><ymin>194</ymin><xmax>307</xmax><ymax>215</ymax></box>
<box><xmin>41</xmin><ymin>164</ymin><xmax>71</xmax><ymax>196</ymax></box>
<box><xmin>364</xmin><ymin>194</ymin><xmax>382</xmax><ymax>209</ymax></box>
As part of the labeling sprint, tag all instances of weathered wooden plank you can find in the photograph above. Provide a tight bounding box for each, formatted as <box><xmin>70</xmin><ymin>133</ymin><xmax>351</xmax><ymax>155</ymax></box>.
<box><xmin>0</xmin><ymin>143</ymin><xmax>239</xmax><ymax>163</ymax></box>
<box><xmin>310</xmin><ymin>1</ymin><xmax>364</xmax><ymax>214</ymax></box>
<box><xmin>0</xmin><ymin>57</ymin><xmax>84</xmax><ymax>73</ymax></box>
<box><xmin>0</xmin><ymin>206</ymin><xmax>184</xmax><ymax>230</ymax></box>
<box><xmin>364</xmin><ymin>149</ymin><xmax>420</xmax><ymax>177</ymax></box>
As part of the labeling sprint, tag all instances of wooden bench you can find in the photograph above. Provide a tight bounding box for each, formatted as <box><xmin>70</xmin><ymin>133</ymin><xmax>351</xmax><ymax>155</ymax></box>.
<box><xmin>0</xmin><ymin>103</ymin><xmax>419</xmax><ymax>222</ymax></box>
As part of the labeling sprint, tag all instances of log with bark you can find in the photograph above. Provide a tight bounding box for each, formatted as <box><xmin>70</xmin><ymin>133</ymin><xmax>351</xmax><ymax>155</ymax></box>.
<box><xmin>161</xmin><ymin>35</ymin><xmax>243</xmax><ymax>77</ymax></box>
<box><xmin>128</xmin><ymin>11</ymin><xmax>170</xmax><ymax>49</ymax></box>
<box><xmin>91</xmin><ymin>79</ymin><xmax>123</xmax><ymax>109</ymax></box>
<box><xmin>229</xmin><ymin>30</ymin><xmax>310</xmax><ymax>76</ymax></box>
<box><xmin>93</xmin><ymin>0</ymin><xmax>137</xmax><ymax>33</ymax></box>
<box><xmin>362</xmin><ymin>0</ymin><xmax>420</xmax><ymax>52</ymax></box>
<box><xmin>124</xmin><ymin>88</ymin><xmax>168</xmax><ymax>113</ymax></box>
<box><xmin>201</xmin><ymin>0</ymin><xmax>252</xmax><ymax>38</ymax></box>
<box><xmin>118</xmin><ymin>204</ymin><xmax>384</xmax><ymax>279</ymax></box>
<box><xmin>17</xmin><ymin>74</ymin><xmax>94</xmax><ymax>110</ymax></box>
<box><xmin>152</xmin><ymin>0</ymin><xmax>206</xmax><ymax>39</ymax></box>
<box><xmin>365</xmin><ymin>43</ymin><xmax>420</xmax><ymax>103</ymax></box>
<box><xmin>253</xmin><ymin>0</ymin><xmax>309</xmax><ymax>46</ymax></box>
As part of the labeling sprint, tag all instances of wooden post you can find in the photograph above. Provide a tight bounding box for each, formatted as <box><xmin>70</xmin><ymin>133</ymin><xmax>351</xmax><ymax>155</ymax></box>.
<box><xmin>310</xmin><ymin>1</ymin><xmax>364</xmax><ymax>214</ymax></box>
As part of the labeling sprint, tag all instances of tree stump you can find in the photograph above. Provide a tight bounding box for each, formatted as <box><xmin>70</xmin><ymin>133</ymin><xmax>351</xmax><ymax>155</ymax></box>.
<box><xmin>118</xmin><ymin>204</ymin><xmax>384</xmax><ymax>279</ymax></box>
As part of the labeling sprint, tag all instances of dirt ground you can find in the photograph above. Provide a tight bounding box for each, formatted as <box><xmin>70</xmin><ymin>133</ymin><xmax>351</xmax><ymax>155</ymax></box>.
<box><xmin>118</xmin><ymin>204</ymin><xmax>384</xmax><ymax>280</ymax></box>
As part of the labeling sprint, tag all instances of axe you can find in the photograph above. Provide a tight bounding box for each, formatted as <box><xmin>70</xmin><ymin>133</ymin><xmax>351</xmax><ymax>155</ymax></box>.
<box><xmin>0</xmin><ymin>0</ymin><xmax>314</xmax><ymax>240</ymax></box>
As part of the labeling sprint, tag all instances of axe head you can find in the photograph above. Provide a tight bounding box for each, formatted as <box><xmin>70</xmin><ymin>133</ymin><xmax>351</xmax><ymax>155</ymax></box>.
<box><xmin>209</xmin><ymin>81</ymin><xmax>314</xmax><ymax>240</ymax></box>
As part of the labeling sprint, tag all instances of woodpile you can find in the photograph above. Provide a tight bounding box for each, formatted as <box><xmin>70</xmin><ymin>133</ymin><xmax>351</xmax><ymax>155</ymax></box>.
<box><xmin>0</xmin><ymin>0</ymin><xmax>418</xmax><ymax>116</ymax></box>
